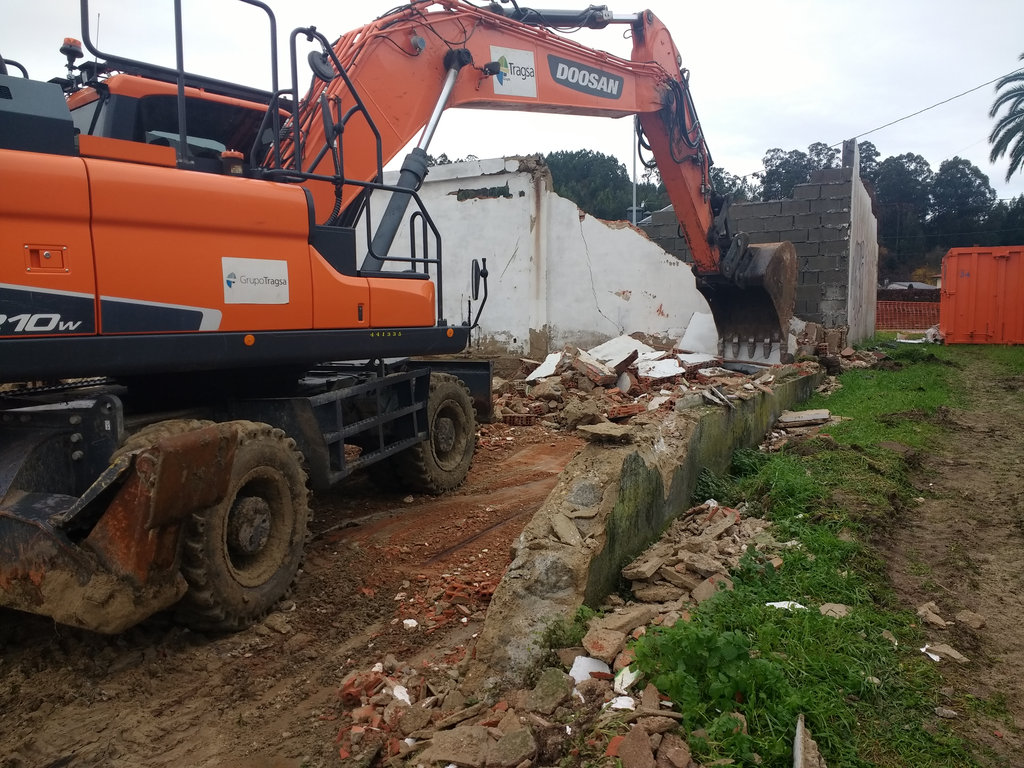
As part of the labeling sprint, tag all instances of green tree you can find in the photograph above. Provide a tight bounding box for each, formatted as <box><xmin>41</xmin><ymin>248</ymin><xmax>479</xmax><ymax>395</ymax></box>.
<box><xmin>857</xmin><ymin>140</ymin><xmax>881</xmax><ymax>183</ymax></box>
<box><xmin>545</xmin><ymin>149</ymin><xmax>632</xmax><ymax>220</ymax></box>
<box><xmin>985</xmin><ymin>195</ymin><xmax>1024</xmax><ymax>245</ymax></box>
<box><xmin>757</xmin><ymin>142</ymin><xmax>838</xmax><ymax>201</ymax></box>
<box><xmin>710</xmin><ymin>166</ymin><xmax>759</xmax><ymax>202</ymax></box>
<box><xmin>873</xmin><ymin>153</ymin><xmax>933</xmax><ymax>278</ymax></box>
<box><xmin>988</xmin><ymin>54</ymin><xmax>1024</xmax><ymax>182</ymax></box>
<box><xmin>928</xmin><ymin>156</ymin><xmax>996</xmax><ymax>248</ymax></box>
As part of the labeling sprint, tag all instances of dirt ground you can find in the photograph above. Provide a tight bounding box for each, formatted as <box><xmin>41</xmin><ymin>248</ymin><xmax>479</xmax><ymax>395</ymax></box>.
<box><xmin>882</xmin><ymin>354</ymin><xmax>1024</xmax><ymax>765</ymax></box>
<box><xmin>2</xmin><ymin>353</ymin><xmax>1023</xmax><ymax>767</ymax></box>
<box><xmin>0</xmin><ymin>423</ymin><xmax>583</xmax><ymax>768</ymax></box>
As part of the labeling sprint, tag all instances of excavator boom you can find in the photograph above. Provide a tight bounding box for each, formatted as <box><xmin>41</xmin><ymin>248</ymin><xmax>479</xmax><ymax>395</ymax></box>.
<box><xmin>283</xmin><ymin>1</ymin><xmax>796</xmax><ymax>359</ymax></box>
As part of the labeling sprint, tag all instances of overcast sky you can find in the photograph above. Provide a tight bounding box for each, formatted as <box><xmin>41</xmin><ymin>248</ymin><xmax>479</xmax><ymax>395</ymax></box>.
<box><xmin>7</xmin><ymin>0</ymin><xmax>1024</xmax><ymax>200</ymax></box>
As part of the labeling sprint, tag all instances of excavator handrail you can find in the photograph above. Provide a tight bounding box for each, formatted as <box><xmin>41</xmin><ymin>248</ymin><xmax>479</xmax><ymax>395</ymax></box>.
<box><xmin>76</xmin><ymin>0</ymin><xmax>282</xmax><ymax>168</ymax></box>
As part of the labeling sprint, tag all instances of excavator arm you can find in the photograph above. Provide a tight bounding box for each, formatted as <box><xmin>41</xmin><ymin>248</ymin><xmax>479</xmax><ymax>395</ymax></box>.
<box><xmin>283</xmin><ymin>1</ymin><xmax>795</xmax><ymax>359</ymax></box>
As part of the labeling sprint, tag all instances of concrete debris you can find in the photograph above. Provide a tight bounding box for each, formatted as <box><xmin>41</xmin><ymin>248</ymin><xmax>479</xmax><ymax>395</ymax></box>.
<box><xmin>925</xmin><ymin>643</ymin><xmax>969</xmax><ymax>664</ymax></box>
<box><xmin>611</xmin><ymin>501</ymin><xmax>780</xmax><ymax>617</ymax></box>
<box><xmin>955</xmin><ymin>610</ymin><xmax>986</xmax><ymax>630</ymax></box>
<box><xmin>777</xmin><ymin>409</ymin><xmax>831</xmax><ymax>427</ymax></box>
<box><xmin>819</xmin><ymin>603</ymin><xmax>851</xmax><ymax>618</ymax></box>
<box><xmin>322</xmin><ymin>340</ymin><xmax>834</xmax><ymax>767</ymax></box>
<box><xmin>324</xmin><ymin>502</ymin><xmax>790</xmax><ymax>766</ymax></box>
<box><xmin>581</xmin><ymin>627</ymin><xmax>627</xmax><ymax>664</ymax></box>
<box><xmin>508</xmin><ymin>338</ymin><xmax>823</xmax><ymax>430</ymax></box>
<box><xmin>794</xmin><ymin>713</ymin><xmax>828</xmax><ymax>768</ymax></box>
<box><xmin>916</xmin><ymin>601</ymin><xmax>951</xmax><ymax>628</ymax></box>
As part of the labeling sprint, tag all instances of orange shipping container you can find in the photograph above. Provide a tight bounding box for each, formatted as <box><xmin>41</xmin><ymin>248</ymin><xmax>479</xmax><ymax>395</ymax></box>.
<box><xmin>940</xmin><ymin>246</ymin><xmax>1024</xmax><ymax>344</ymax></box>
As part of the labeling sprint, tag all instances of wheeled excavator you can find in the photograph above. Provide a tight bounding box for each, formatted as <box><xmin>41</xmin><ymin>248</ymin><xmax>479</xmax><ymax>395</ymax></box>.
<box><xmin>0</xmin><ymin>0</ymin><xmax>796</xmax><ymax>633</ymax></box>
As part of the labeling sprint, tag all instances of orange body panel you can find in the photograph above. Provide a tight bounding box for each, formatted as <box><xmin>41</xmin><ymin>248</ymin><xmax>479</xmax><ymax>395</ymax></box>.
<box><xmin>80</xmin><ymin>73</ymin><xmax>272</xmax><ymax>113</ymax></box>
<box><xmin>366</xmin><ymin>277</ymin><xmax>436</xmax><ymax>328</ymax></box>
<box><xmin>0</xmin><ymin>149</ymin><xmax>97</xmax><ymax>337</ymax></box>
<box><xmin>85</xmin><ymin>158</ymin><xmax>314</xmax><ymax>332</ymax></box>
<box><xmin>940</xmin><ymin>246</ymin><xmax>1024</xmax><ymax>344</ymax></box>
<box><xmin>309</xmin><ymin>249</ymin><xmax>370</xmax><ymax>329</ymax></box>
<box><xmin>79</xmin><ymin>134</ymin><xmax>177</xmax><ymax>167</ymax></box>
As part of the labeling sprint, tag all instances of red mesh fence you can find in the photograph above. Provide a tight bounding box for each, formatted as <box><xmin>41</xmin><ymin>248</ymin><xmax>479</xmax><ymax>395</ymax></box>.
<box><xmin>876</xmin><ymin>301</ymin><xmax>939</xmax><ymax>331</ymax></box>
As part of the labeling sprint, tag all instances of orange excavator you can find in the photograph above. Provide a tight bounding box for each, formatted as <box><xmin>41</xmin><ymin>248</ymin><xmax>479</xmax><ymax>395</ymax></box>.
<box><xmin>0</xmin><ymin>0</ymin><xmax>795</xmax><ymax>633</ymax></box>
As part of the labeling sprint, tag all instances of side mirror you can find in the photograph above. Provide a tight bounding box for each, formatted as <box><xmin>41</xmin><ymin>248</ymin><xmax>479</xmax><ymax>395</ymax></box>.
<box><xmin>472</xmin><ymin>259</ymin><xmax>482</xmax><ymax>301</ymax></box>
<box><xmin>308</xmin><ymin>51</ymin><xmax>336</xmax><ymax>84</ymax></box>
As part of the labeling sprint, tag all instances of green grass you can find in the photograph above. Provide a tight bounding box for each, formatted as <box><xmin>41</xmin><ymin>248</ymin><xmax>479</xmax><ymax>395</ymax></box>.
<box><xmin>631</xmin><ymin>338</ymin><xmax>999</xmax><ymax>767</ymax></box>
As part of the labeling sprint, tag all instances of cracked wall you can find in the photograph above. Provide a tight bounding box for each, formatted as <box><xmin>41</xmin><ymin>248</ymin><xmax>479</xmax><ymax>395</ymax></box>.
<box><xmin>373</xmin><ymin>156</ymin><xmax>716</xmax><ymax>357</ymax></box>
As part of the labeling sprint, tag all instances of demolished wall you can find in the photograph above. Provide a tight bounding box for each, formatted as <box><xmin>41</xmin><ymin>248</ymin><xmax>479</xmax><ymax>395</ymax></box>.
<box><xmin>375</xmin><ymin>158</ymin><xmax>718</xmax><ymax>358</ymax></box>
<box><xmin>642</xmin><ymin>139</ymin><xmax>879</xmax><ymax>346</ymax></box>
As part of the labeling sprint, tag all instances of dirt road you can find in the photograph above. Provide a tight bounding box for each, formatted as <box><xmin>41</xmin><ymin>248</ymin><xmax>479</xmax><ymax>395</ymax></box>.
<box><xmin>0</xmin><ymin>423</ymin><xmax>582</xmax><ymax>768</ymax></box>
<box><xmin>883</xmin><ymin>351</ymin><xmax>1024</xmax><ymax>764</ymax></box>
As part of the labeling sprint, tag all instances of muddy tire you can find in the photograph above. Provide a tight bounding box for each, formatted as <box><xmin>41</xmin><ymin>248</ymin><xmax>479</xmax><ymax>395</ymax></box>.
<box><xmin>111</xmin><ymin>419</ymin><xmax>214</xmax><ymax>463</ymax></box>
<box><xmin>393</xmin><ymin>373</ymin><xmax>476</xmax><ymax>494</ymax></box>
<box><xmin>177</xmin><ymin>421</ymin><xmax>309</xmax><ymax>632</ymax></box>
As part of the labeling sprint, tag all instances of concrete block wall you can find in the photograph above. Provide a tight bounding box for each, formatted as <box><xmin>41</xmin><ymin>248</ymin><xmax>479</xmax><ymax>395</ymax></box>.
<box><xmin>642</xmin><ymin>140</ymin><xmax>878</xmax><ymax>344</ymax></box>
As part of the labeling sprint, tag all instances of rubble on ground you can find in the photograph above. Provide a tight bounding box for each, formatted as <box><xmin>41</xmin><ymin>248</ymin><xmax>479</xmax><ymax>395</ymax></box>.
<box><xmin>326</xmin><ymin>499</ymin><xmax>808</xmax><ymax>767</ymax></box>
<box><xmin>497</xmin><ymin>334</ymin><xmax>896</xmax><ymax>433</ymax></box>
<box><xmin>325</xmin><ymin>334</ymin><xmax>901</xmax><ymax>766</ymax></box>
<box><xmin>498</xmin><ymin>334</ymin><xmax>822</xmax><ymax>429</ymax></box>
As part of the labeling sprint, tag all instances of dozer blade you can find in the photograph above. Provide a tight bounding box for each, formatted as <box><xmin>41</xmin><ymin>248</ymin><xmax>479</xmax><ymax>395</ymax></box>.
<box><xmin>697</xmin><ymin>241</ymin><xmax>797</xmax><ymax>364</ymax></box>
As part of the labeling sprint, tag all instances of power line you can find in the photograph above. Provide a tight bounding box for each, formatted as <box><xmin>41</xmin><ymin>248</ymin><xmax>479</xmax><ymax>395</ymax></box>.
<box><xmin>832</xmin><ymin>65</ymin><xmax>1024</xmax><ymax>147</ymax></box>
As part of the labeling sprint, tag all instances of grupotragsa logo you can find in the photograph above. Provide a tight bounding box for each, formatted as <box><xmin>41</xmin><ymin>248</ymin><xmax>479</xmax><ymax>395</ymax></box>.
<box><xmin>496</xmin><ymin>55</ymin><xmax>510</xmax><ymax>85</ymax></box>
<box><xmin>225</xmin><ymin>272</ymin><xmax>237</xmax><ymax>288</ymax></box>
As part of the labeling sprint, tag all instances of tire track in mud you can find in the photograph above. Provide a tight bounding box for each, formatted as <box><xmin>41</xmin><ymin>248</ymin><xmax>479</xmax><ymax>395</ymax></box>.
<box><xmin>0</xmin><ymin>428</ymin><xmax>583</xmax><ymax>768</ymax></box>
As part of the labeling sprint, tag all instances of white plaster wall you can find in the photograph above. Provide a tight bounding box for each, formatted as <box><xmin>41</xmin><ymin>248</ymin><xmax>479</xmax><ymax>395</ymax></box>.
<box><xmin>370</xmin><ymin>157</ymin><xmax>715</xmax><ymax>357</ymax></box>
<box><xmin>846</xmin><ymin>145</ymin><xmax>879</xmax><ymax>343</ymax></box>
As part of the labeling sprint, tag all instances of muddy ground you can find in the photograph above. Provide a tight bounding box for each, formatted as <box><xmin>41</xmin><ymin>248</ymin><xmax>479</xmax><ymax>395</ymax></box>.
<box><xmin>882</xmin><ymin>352</ymin><xmax>1024</xmax><ymax>764</ymax></box>
<box><xmin>0</xmin><ymin>423</ymin><xmax>583</xmax><ymax>768</ymax></box>
<box><xmin>1</xmin><ymin>351</ymin><xmax>1023</xmax><ymax>767</ymax></box>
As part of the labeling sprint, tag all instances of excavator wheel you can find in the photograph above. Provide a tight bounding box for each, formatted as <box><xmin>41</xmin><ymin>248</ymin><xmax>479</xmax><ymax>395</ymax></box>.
<box><xmin>393</xmin><ymin>373</ymin><xmax>477</xmax><ymax>494</ymax></box>
<box><xmin>177</xmin><ymin>421</ymin><xmax>309</xmax><ymax>632</ymax></box>
<box><xmin>110</xmin><ymin>418</ymin><xmax>215</xmax><ymax>462</ymax></box>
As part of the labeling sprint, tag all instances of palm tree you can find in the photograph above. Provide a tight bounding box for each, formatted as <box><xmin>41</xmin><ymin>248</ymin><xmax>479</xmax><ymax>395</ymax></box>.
<box><xmin>989</xmin><ymin>54</ymin><xmax>1024</xmax><ymax>182</ymax></box>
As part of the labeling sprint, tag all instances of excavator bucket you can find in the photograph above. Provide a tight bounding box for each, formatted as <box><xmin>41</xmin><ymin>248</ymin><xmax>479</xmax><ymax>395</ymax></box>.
<box><xmin>697</xmin><ymin>242</ymin><xmax>798</xmax><ymax>364</ymax></box>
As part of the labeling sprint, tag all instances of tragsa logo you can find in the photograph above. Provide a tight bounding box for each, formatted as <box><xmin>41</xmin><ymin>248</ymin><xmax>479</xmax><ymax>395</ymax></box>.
<box><xmin>496</xmin><ymin>55</ymin><xmax>510</xmax><ymax>86</ymax></box>
<box><xmin>225</xmin><ymin>272</ymin><xmax>237</xmax><ymax>288</ymax></box>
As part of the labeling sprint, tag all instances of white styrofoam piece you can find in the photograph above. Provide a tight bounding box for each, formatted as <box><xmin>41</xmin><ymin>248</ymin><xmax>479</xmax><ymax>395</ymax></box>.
<box><xmin>680</xmin><ymin>312</ymin><xmax>718</xmax><ymax>354</ymax></box>
<box><xmin>569</xmin><ymin>656</ymin><xmax>611</xmax><ymax>685</ymax></box>
<box><xmin>526</xmin><ymin>351</ymin><xmax>563</xmax><ymax>381</ymax></box>
<box><xmin>677</xmin><ymin>352</ymin><xmax>719</xmax><ymax>366</ymax></box>
<box><xmin>637</xmin><ymin>358</ymin><xmax>684</xmax><ymax>379</ymax></box>
<box><xmin>586</xmin><ymin>335</ymin><xmax>657</xmax><ymax>366</ymax></box>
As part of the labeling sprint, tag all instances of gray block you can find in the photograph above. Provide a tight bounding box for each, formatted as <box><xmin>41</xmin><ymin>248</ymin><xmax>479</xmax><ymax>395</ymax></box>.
<box><xmin>810</xmin><ymin>167</ymin><xmax>854</xmax><ymax>184</ymax></box>
<box><xmin>821</xmin><ymin>185</ymin><xmax>853</xmax><ymax>201</ymax></box>
<box><xmin>781</xmin><ymin>199</ymin><xmax>812</xmax><ymax>214</ymax></box>
<box><xmin>822</xmin><ymin>282</ymin><xmax>848</xmax><ymax>301</ymax></box>
<box><xmin>762</xmin><ymin>216</ymin><xmax>795</xmax><ymax>230</ymax></box>
<box><xmin>805</xmin><ymin>256</ymin><xmax>839</xmax><ymax>271</ymax></box>
<box><xmin>795</xmin><ymin>242</ymin><xmax>821</xmax><ymax>258</ymax></box>
<box><xmin>797</xmin><ymin>284</ymin><xmax>823</xmax><ymax>301</ymax></box>
<box><xmin>810</xmin><ymin>199</ymin><xmax>850</xmax><ymax>214</ymax></box>
<box><xmin>793</xmin><ymin>184</ymin><xmax>822</xmax><ymax>200</ymax></box>
<box><xmin>820</xmin><ymin>239</ymin><xmax>851</xmax><ymax>256</ymax></box>
<box><xmin>820</xmin><ymin>211</ymin><xmax>851</xmax><ymax>227</ymax></box>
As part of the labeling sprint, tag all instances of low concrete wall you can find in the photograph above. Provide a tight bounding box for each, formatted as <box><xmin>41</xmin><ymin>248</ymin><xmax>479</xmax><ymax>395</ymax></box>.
<box><xmin>462</xmin><ymin>367</ymin><xmax>824</xmax><ymax>691</ymax></box>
